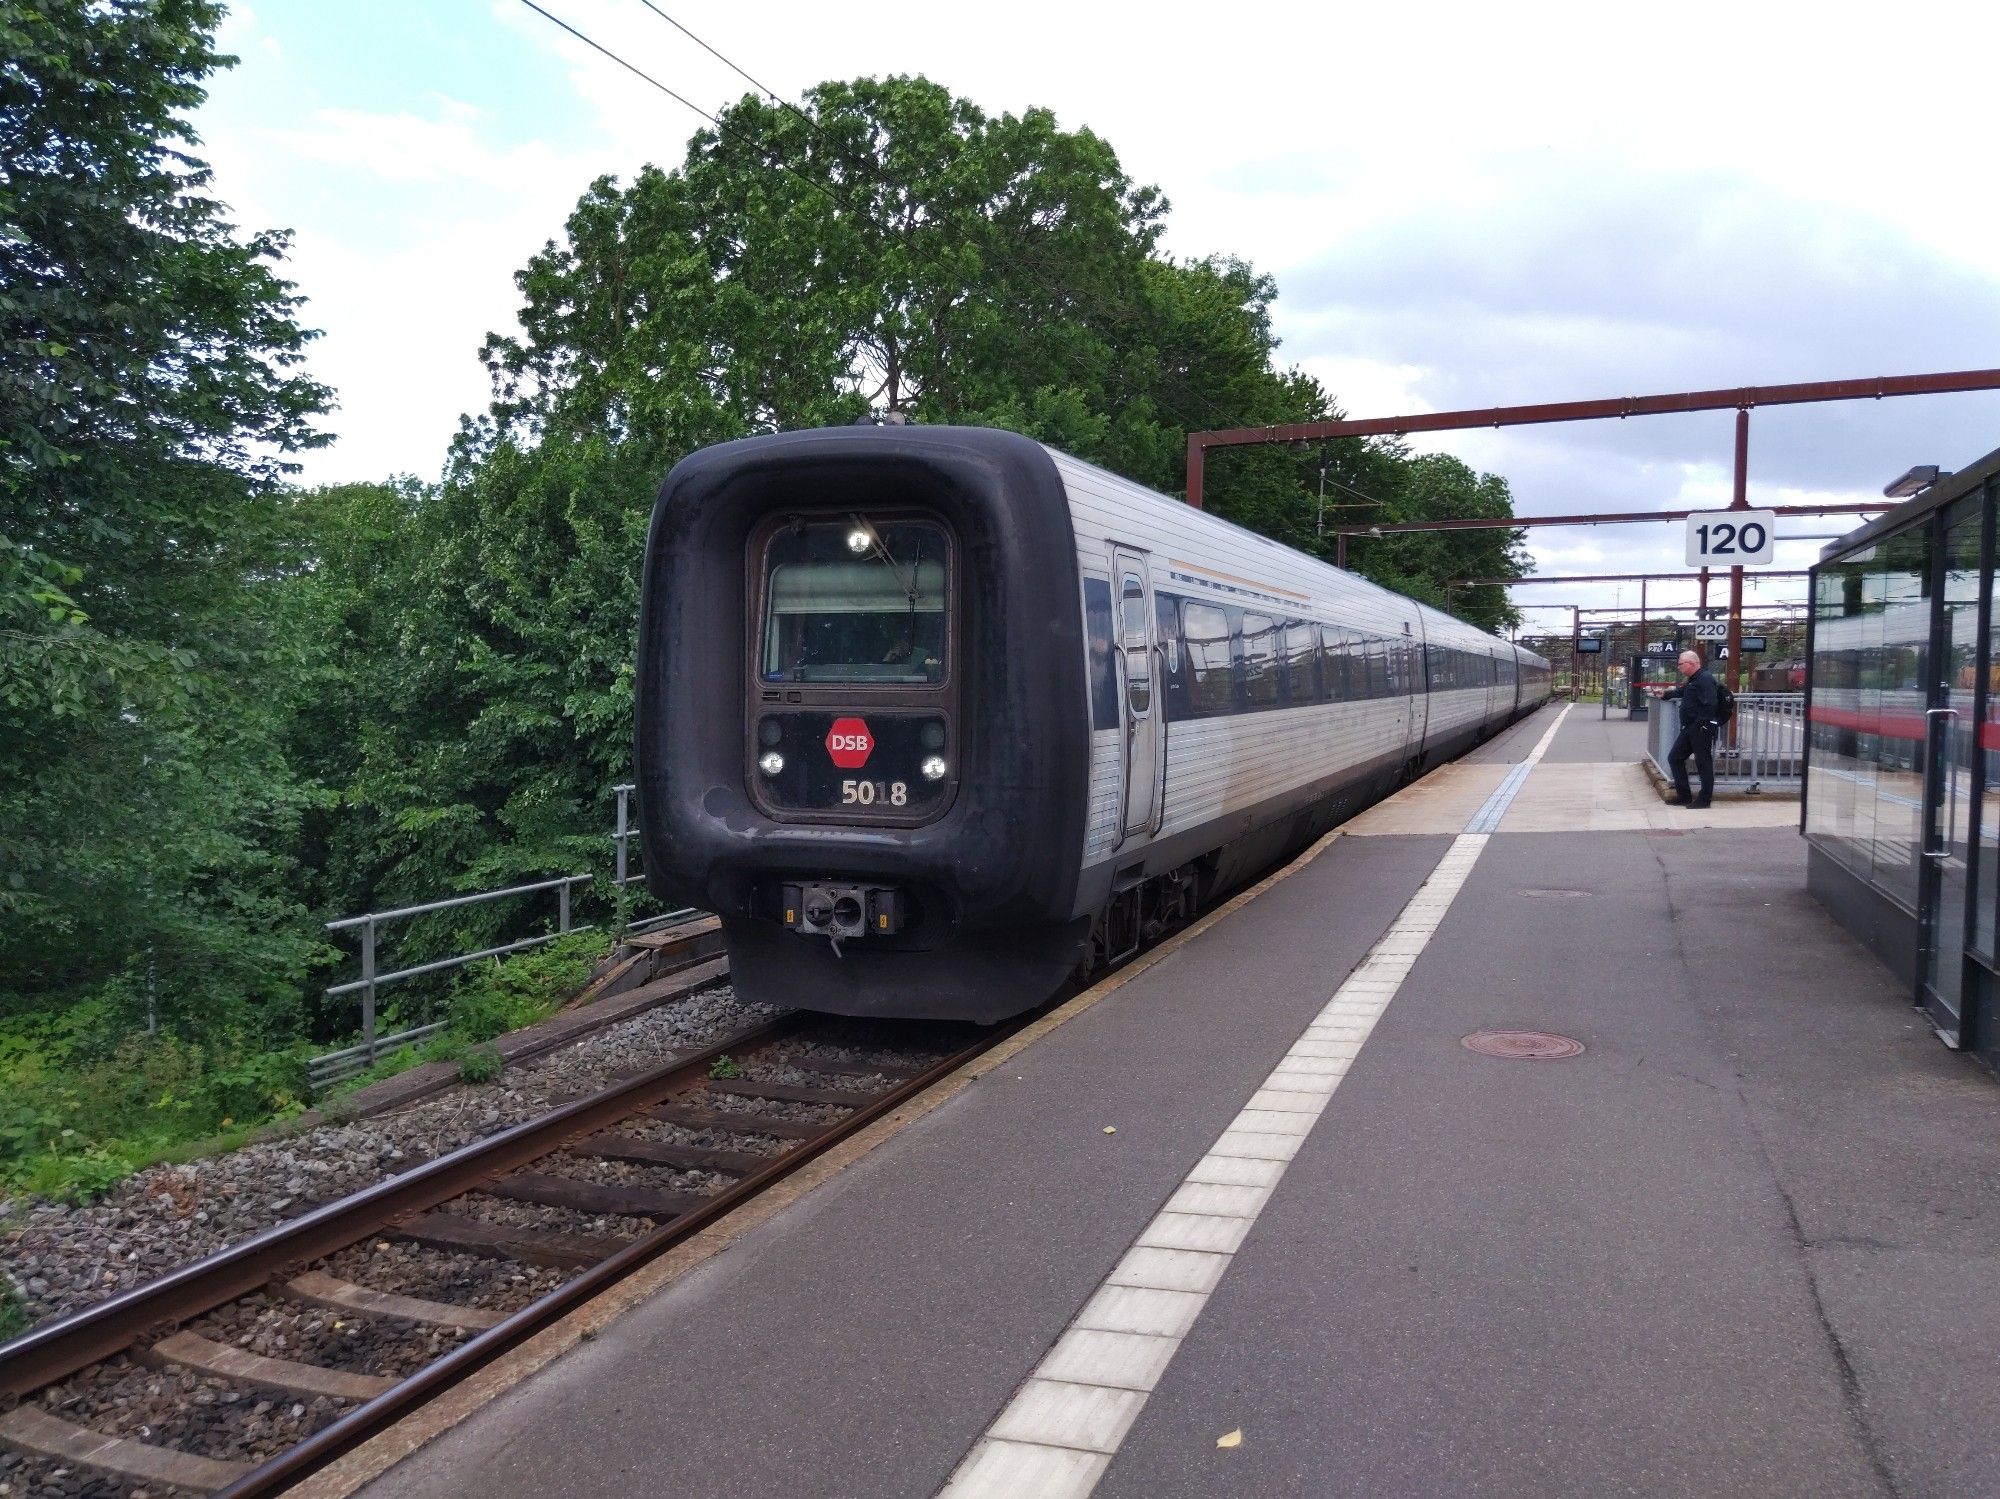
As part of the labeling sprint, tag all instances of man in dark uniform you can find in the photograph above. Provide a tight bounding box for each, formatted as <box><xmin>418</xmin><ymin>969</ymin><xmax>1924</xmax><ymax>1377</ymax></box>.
<box><xmin>1653</xmin><ymin>649</ymin><xmax>1720</xmax><ymax>807</ymax></box>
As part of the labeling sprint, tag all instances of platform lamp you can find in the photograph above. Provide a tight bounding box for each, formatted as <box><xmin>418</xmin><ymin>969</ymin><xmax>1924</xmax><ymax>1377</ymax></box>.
<box><xmin>1883</xmin><ymin>465</ymin><xmax>1948</xmax><ymax>499</ymax></box>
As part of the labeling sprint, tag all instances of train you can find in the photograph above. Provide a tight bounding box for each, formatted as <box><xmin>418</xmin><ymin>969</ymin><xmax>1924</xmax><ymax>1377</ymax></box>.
<box><xmin>635</xmin><ymin>425</ymin><xmax>1551</xmax><ymax>1023</ymax></box>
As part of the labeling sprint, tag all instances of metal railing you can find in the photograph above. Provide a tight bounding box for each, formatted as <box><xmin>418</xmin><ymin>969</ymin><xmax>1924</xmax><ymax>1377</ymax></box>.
<box><xmin>309</xmin><ymin>786</ymin><xmax>698</xmax><ymax>1090</ymax></box>
<box><xmin>612</xmin><ymin>782</ymin><xmax>694</xmax><ymax>939</ymax></box>
<box><xmin>311</xmin><ymin>875</ymin><xmax>593</xmax><ymax>1089</ymax></box>
<box><xmin>1648</xmin><ymin>693</ymin><xmax>1805</xmax><ymax>792</ymax></box>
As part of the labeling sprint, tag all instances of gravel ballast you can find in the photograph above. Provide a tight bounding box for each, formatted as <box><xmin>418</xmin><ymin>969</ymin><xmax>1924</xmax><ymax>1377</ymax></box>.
<box><xmin>317</xmin><ymin>1242</ymin><xmax>566</xmax><ymax>1314</ymax></box>
<box><xmin>0</xmin><ymin>1448</ymin><xmax>196</xmax><ymax>1499</ymax></box>
<box><xmin>38</xmin><ymin>1356</ymin><xmax>347</xmax><ymax>1461</ymax></box>
<box><xmin>1</xmin><ymin>985</ymin><xmax>778</xmax><ymax>1330</ymax></box>
<box><xmin>189</xmin><ymin>1293</ymin><xmax>463</xmax><ymax>1377</ymax></box>
<box><xmin>435</xmin><ymin>1195</ymin><xmax>655</xmax><ymax>1242</ymax></box>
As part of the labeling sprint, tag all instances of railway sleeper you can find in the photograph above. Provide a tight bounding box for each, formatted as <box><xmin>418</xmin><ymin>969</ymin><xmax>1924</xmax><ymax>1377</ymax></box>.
<box><xmin>390</xmin><ymin>1211</ymin><xmax>631</xmax><ymax>1269</ymax></box>
<box><xmin>0</xmin><ymin>1404</ymin><xmax>252</xmax><ymax>1494</ymax></box>
<box><xmin>640</xmin><ymin>1103</ymin><xmax>822</xmax><ymax>1139</ymax></box>
<box><xmin>143</xmin><ymin>1329</ymin><xmax>397</xmax><ymax>1402</ymax></box>
<box><xmin>279</xmin><ymin>1269</ymin><xmax>505</xmax><ymax>1332</ymax></box>
<box><xmin>703</xmin><ymin>1078</ymin><xmax>867</xmax><ymax>1108</ymax></box>
<box><xmin>578</xmin><ymin>1133</ymin><xmax>773</xmax><ymax>1175</ymax></box>
<box><xmin>783</xmin><ymin>1054</ymin><xmax>925</xmax><ymax>1080</ymax></box>
<box><xmin>484</xmin><ymin>1170</ymin><xmax>707</xmax><ymax>1221</ymax></box>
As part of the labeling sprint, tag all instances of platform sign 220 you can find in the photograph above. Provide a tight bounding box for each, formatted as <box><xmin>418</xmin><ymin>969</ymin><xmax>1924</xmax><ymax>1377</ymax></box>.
<box><xmin>1685</xmin><ymin>510</ymin><xmax>1777</xmax><ymax>567</ymax></box>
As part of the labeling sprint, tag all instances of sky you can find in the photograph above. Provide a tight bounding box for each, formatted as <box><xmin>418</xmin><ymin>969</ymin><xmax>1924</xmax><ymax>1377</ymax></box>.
<box><xmin>194</xmin><ymin>0</ymin><xmax>2000</xmax><ymax>629</ymax></box>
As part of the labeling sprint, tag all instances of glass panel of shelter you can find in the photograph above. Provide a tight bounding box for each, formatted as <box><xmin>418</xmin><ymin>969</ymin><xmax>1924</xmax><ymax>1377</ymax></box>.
<box><xmin>1806</xmin><ymin>546</ymin><xmax>1881</xmax><ymax>880</ymax></box>
<box><xmin>1981</xmin><ymin>478</ymin><xmax>2000</xmax><ymax>963</ymax></box>
<box><xmin>1920</xmin><ymin>496</ymin><xmax>1983</xmax><ymax>1036</ymax></box>
<box><xmin>1872</xmin><ymin>526</ymin><xmax>1930</xmax><ymax>914</ymax></box>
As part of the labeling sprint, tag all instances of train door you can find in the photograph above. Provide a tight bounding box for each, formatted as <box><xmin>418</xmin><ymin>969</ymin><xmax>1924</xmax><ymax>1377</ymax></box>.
<box><xmin>1405</xmin><ymin>620</ymin><xmax>1427</xmax><ymax>761</ymax></box>
<box><xmin>1114</xmin><ymin>549</ymin><xmax>1163</xmax><ymax>839</ymax></box>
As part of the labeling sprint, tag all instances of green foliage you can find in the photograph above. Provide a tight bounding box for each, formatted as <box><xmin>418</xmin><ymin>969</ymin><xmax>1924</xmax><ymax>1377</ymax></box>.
<box><xmin>457</xmin><ymin>1044</ymin><xmax>504</xmax><ymax>1085</ymax></box>
<box><xmin>0</xmin><ymin>0</ymin><xmax>333</xmax><ymax>1044</ymax></box>
<box><xmin>0</xmin><ymin>1284</ymin><xmax>25</xmax><ymax>1341</ymax></box>
<box><xmin>0</xmin><ymin>1017</ymin><xmax>310</xmax><ymax>1199</ymax></box>
<box><xmin>442</xmin><ymin>932</ymin><xmax>609</xmax><ymax>1043</ymax></box>
<box><xmin>707</xmin><ymin>1055</ymin><xmax>744</xmax><ymax>1081</ymax></box>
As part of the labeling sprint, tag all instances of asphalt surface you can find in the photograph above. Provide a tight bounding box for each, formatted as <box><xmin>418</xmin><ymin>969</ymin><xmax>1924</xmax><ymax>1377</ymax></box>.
<box><xmin>362</xmin><ymin>707</ymin><xmax>2000</xmax><ymax>1499</ymax></box>
<box><xmin>360</xmin><ymin>831</ymin><xmax>1451</xmax><ymax>1499</ymax></box>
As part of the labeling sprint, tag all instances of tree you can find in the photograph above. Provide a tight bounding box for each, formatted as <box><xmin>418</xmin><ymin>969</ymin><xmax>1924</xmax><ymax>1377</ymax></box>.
<box><xmin>0</xmin><ymin>0</ymin><xmax>331</xmax><ymax>1039</ymax></box>
<box><xmin>1340</xmin><ymin>454</ymin><xmax>1529</xmax><ymax>633</ymax></box>
<box><xmin>341</xmin><ymin>76</ymin><xmax>1338</xmax><ymax>922</ymax></box>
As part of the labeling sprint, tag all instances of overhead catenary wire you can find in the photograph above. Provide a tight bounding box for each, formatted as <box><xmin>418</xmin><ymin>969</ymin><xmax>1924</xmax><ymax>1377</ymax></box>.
<box><xmin>629</xmin><ymin>0</ymin><xmax>829</xmax><ymax>146</ymax></box>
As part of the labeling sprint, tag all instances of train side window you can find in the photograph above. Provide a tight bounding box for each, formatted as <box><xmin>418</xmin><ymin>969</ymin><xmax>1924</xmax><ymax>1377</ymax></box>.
<box><xmin>1284</xmin><ymin>621</ymin><xmax>1320</xmax><ymax>704</ymax></box>
<box><xmin>1183</xmin><ymin>602</ymin><xmax>1234</xmax><ymax>717</ymax></box>
<box><xmin>1156</xmin><ymin>592</ymin><xmax>1188</xmax><ymax>721</ymax></box>
<box><xmin>1328</xmin><ymin>630</ymin><xmax>1356</xmax><ymax>700</ymax></box>
<box><xmin>1156</xmin><ymin>594</ymin><xmax>1182</xmax><ymax>674</ymax></box>
<box><xmin>1082</xmin><ymin>576</ymin><xmax>1117</xmax><ymax>732</ymax></box>
<box><xmin>1241</xmin><ymin>612</ymin><xmax>1279</xmax><ymax>708</ymax></box>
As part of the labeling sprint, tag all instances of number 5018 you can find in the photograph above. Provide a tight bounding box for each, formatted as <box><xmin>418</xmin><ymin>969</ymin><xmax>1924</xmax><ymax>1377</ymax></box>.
<box><xmin>841</xmin><ymin>779</ymin><xmax>909</xmax><ymax>807</ymax></box>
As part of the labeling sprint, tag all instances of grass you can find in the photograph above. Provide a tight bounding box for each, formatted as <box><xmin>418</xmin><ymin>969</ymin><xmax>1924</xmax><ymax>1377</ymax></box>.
<box><xmin>0</xmin><ymin>931</ymin><xmax>614</xmax><ymax>1203</ymax></box>
<box><xmin>0</xmin><ymin>1286</ymin><xmax>26</xmax><ymax>1342</ymax></box>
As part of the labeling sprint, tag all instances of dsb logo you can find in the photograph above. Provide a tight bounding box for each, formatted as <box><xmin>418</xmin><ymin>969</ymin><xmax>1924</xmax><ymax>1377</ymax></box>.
<box><xmin>825</xmin><ymin>717</ymin><xmax>874</xmax><ymax>769</ymax></box>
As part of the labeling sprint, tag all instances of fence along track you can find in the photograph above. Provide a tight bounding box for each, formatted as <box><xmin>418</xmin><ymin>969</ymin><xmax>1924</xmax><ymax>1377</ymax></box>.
<box><xmin>0</xmin><ymin>1007</ymin><xmax>1007</xmax><ymax>1497</ymax></box>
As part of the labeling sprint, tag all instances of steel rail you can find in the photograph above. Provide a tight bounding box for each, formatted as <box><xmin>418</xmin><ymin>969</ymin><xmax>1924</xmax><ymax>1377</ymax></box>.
<box><xmin>216</xmin><ymin>1019</ymin><xmax>1017</xmax><ymax>1497</ymax></box>
<box><xmin>0</xmin><ymin>1013</ymin><xmax>807</xmax><ymax>1400</ymax></box>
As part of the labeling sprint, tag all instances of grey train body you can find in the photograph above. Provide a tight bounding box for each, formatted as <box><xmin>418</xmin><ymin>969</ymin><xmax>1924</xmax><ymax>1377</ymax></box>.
<box><xmin>635</xmin><ymin>426</ymin><xmax>1551</xmax><ymax>1023</ymax></box>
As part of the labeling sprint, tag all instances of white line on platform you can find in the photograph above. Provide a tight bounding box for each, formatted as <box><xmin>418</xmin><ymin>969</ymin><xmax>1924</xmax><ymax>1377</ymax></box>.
<box><xmin>936</xmin><ymin>704</ymin><xmax>1572</xmax><ymax>1499</ymax></box>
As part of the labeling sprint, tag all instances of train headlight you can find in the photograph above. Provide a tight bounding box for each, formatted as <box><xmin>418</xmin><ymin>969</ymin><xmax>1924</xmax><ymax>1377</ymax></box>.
<box><xmin>921</xmin><ymin>755</ymin><xmax>948</xmax><ymax>782</ymax></box>
<box><xmin>846</xmin><ymin>528</ymin><xmax>871</xmax><ymax>554</ymax></box>
<box><xmin>759</xmin><ymin>751</ymin><xmax>785</xmax><ymax>776</ymax></box>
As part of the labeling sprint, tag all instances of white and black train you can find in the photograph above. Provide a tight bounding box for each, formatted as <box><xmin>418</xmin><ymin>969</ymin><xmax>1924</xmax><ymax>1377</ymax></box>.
<box><xmin>636</xmin><ymin>426</ymin><xmax>1550</xmax><ymax>1023</ymax></box>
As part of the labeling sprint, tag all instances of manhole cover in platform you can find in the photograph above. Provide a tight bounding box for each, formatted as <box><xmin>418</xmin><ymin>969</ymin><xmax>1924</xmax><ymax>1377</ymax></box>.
<box><xmin>1519</xmin><ymin>888</ymin><xmax>1592</xmax><ymax>899</ymax></box>
<box><xmin>1461</xmin><ymin>1030</ymin><xmax>1585</xmax><ymax>1060</ymax></box>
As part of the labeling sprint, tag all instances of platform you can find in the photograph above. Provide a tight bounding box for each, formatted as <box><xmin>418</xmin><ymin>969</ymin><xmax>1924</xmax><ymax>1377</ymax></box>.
<box><xmin>353</xmin><ymin>703</ymin><xmax>2000</xmax><ymax>1499</ymax></box>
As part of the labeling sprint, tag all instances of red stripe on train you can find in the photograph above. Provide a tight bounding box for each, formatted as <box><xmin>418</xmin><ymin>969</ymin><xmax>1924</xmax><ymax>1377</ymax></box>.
<box><xmin>1809</xmin><ymin>704</ymin><xmax>2000</xmax><ymax>748</ymax></box>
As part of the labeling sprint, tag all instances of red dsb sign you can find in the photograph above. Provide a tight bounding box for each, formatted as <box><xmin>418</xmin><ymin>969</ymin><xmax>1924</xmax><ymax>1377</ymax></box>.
<box><xmin>825</xmin><ymin>717</ymin><xmax>874</xmax><ymax>769</ymax></box>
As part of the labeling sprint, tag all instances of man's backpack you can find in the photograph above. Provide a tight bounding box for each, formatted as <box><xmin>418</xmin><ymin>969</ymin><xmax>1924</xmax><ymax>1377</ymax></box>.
<box><xmin>1714</xmin><ymin>682</ymin><xmax>1736</xmax><ymax>725</ymax></box>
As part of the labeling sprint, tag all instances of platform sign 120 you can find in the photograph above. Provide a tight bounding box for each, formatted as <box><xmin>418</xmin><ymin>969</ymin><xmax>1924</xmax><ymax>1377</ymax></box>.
<box><xmin>1685</xmin><ymin>510</ymin><xmax>1777</xmax><ymax>567</ymax></box>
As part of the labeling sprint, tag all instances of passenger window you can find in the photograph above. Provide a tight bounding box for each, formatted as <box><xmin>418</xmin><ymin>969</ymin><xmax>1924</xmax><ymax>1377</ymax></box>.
<box><xmin>1183</xmin><ymin>602</ymin><xmax>1234</xmax><ymax>717</ymax></box>
<box><xmin>1284</xmin><ymin>622</ymin><xmax>1320</xmax><ymax>704</ymax></box>
<box><xmin>1242</xmin><ymin>613</ymin><xmax>1278</xmax><ymax>708</ymax></box>
<box><xmin>1082</xmin><ymin>576</ymin><xmax>1117</xmax><ymax>731</ymax></box>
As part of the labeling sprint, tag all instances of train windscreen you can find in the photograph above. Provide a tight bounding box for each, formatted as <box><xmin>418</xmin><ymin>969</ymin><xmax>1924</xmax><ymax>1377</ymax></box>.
<box><xmin>761</xmin><ymin>518</ymin><xmax>948</xmax><ymax>685</ymax></box>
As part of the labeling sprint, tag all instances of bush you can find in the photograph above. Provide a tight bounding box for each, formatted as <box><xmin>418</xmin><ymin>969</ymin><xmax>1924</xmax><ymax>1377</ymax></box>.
<box><xmin>458</xmin><ymin>1044</ymin><xmax>504</xmax><ymax>1084</ymax></box>
<box><xmin>442</xmin><ymin>932</ymin><xmax>611</xmax><ymax>1044</ymax></box>
<box><xmin>0</xmin><ymin>1020</ymin><xmax>313</xmax><ymax>1200</ymax></box>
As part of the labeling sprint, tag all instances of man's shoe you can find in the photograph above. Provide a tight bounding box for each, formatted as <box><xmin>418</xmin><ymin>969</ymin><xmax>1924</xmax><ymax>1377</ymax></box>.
<box><xmin>1670</xmin><ymin>795</ymin><xmax>1692</xmax><ymax>807</ymax></box>
<box><xmin>1690</xmin><ymin>799</ymin><xmax>1712</xmax><ymax>809</ymax></box>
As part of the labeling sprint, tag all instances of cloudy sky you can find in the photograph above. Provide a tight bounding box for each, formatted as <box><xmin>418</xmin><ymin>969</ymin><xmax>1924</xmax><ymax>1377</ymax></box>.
<box><xmin>196</xmin><ymin>0</ymin><xmax>2000</xmax><ymax>627</ymax></box>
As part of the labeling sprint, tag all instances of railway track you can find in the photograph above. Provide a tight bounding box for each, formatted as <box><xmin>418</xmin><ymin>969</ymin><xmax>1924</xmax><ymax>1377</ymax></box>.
<box><xmin>0</xmin><ymin>1008</ymin><xmax>1006</xmax><ymax>1497</ymax></box>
